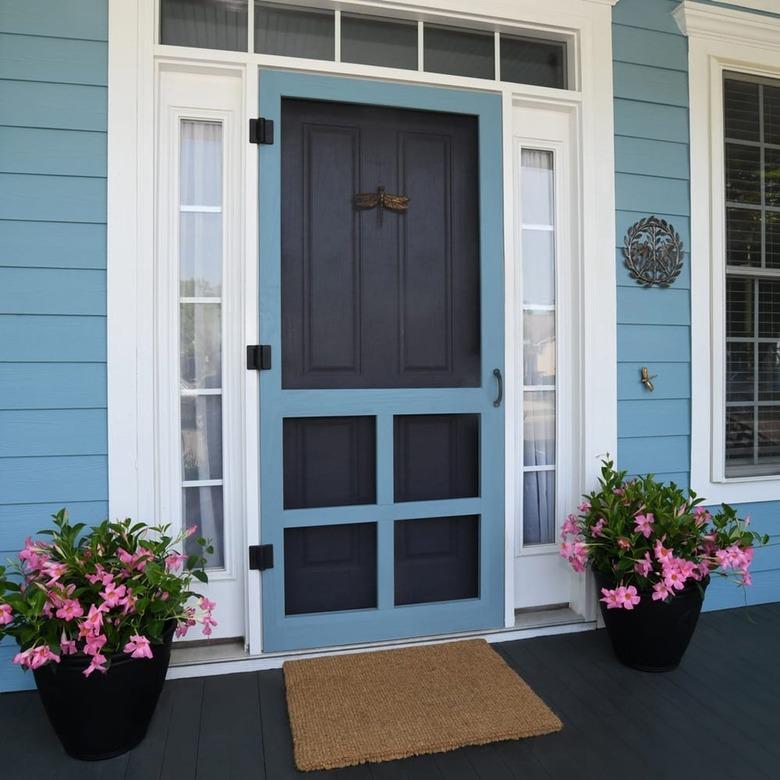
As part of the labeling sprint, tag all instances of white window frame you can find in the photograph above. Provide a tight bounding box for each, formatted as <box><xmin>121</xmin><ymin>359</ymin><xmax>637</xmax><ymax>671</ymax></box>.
<box><xmin>108</xmin><ymin>0</ymin><xmax>617</xmax><ymax>657</ymax></box>
<box><xmin>677</xmin><ymin>0</ymin><xmax>780</xmax><ymax>503</ymax></box>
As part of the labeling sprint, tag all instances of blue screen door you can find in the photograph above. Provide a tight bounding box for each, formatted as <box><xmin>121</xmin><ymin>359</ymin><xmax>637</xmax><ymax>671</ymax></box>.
<box><xmin>258</xmin><ymin>71</ymin><xmax>504</xmax><ymax>652</ymax></box>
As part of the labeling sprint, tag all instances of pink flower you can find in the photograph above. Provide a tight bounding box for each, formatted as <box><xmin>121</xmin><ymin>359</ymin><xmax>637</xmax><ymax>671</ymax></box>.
<box><xmin>41</xmin><ymin>561</ymin><xmax>68</xmax><ymax>585</ymax></box>
<box><xmin>0</xmin><ymin>603</ymin><xmax>12</xmax><ymax>625</ymax></box>
<box><xmin>562</xmin><ymin>514</ymin><xmax>579</xmax><ymax>537</ymax></box>
<box><xmin>653</xmin><ymin>539</ymin><xmax>673</xmax><ymax>564</ymax></box>
<box><xmin>600</xmin><ymin>587</ymin><xmax>622</xmax><ymax>609</ymax></box>
<box><xmin>591</xmin><ymin>518</ymin><xmax>606</xmax><ymax>538</ymax></box>
<box><xmin>83</xmin><ymin>632</ymin><xmax>107</xmax><ymax>657</ymax></box>
<box><xmin>633</xmin><ymin>513</ymin><xmax>654</xmax><ymax>539</ymax></box>
<box><xmin>165</xmin><ymin>552</ymin><xmax>187</xmax><ymax>572</ymax></box>
<box><xmin>123</xmin><ymin>634</ymin><xmax>153</xmax><ymax>660</ymax></box>
<box><xmin>199</xmin><ymin>596</ymin><xmax>216</xmax><ymax>612</ymax></box>
<box><xmin>601</xmin><ymin>585</ymin><xmax>640</xmax><ymax>610</ymax></box>
<box><xmin>12</xmin><ymin>648</ymin><xmax>33</xmax><ymax>668</ymax></box>
<box><xmin>185</xmin><ymin>524</ymin><xmax>199</xmax><ymax>538</ymax></box>
<box><xmin>620</xmin><ymin>585</ymin><xmax>641</xmax><ymax>610</ymax></box>
<box><xmin>664</xmin><ymin>565</ymin><xmax>687</xmax><ymax>591</ymax></box>
<box><xmin>634</xmin><ymin>552</ymin><xmax>653</xmax><ymax>578</ymax></box>
<box><xmin>652</xmin><ymin>581</ymin><xmax>671</xmax><ymax>601</ymax></box>
<box><xmin>83</xmin><ymin>604</ymin><xmax>104</xmax><ymax>633</ymax></box>
<box><xmin>120</xmin><ymin>588</ymin><xmax>137</xmax><ymax>615</ymax></box>
<box><xmin>18</xmin><ymin>538</ymin><xmax>51</xmax><ymax>573</ymax></box>
<box><xmin>617</xmin><ymin>537</ymin><xmax>631</xmax><ymax>551</ymax></box>
<box><xmin>100</xmin><ymin>582</ymin><xmax>127</xmax><ymax>608</ymax></box>
<box><xmin>19</xmin><ymin>645</ymin><xmax>60</xmax><ymax>670</ymax></box>
<box><xmin>60</xmin><ymin>632</ymin><xmax>77</xmax><ymax>656</ymax></box>
<box><xmin>578</xmin><ymin>501</ymin><xmax>591</xmax><ymax>513</ymax></box>
<box><xmin>613</xmin><ymin>487</ymin><xmax>625</xmax><ymax>496</ymax></box>
<box><xmin>83</xmin><ymin>653</ymin><xmax>108</xmax><ymax>677</ymax></box>
<box><xmin>55</xmin><ymin>598</ymin><xmax>84</xmax><ymax>622</ymax></box>
<box><xmin>693</xmin><ymin>506</ymin><xmax>711</xmax><ymax>526</ymax></box>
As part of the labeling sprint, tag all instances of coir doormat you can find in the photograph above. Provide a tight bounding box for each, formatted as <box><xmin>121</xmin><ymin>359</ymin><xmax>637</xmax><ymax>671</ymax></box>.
<box><xmin>283</xmin><ymin>639</ymin><xmax>562</xmax><ymax>771</ymax></box>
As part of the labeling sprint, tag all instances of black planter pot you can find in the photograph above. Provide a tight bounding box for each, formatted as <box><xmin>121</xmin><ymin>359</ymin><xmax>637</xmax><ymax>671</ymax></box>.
<box><xmin>32</xmin><ymin>623</ymin><xmax>174</xmax><ymax>761</ymax></box>
<box><xmin>595</xmin><ymin>572</ymin><xmax>709</xmax><ymax>672</ymax></box>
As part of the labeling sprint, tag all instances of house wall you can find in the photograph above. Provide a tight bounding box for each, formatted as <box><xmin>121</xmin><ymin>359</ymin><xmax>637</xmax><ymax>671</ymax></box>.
<box><xmin>0</xmin><ymin>0</ymin><xmax>109</xmax><ymax>690</ymax></box>
<box><xmin>613</xmin><ymin>0</ymin><xmax>780</xmax><ymax>610</ymax></box>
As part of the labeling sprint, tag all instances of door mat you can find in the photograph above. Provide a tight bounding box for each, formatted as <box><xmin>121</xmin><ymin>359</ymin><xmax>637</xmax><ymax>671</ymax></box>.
<box><xmin>283</xmin><ymin>639</ymin><xmax>562</xmax><ymax>771</ymax></box>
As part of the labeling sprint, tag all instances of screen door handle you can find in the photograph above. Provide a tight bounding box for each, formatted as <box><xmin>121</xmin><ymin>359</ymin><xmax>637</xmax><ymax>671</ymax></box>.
<box><xmin>492</xmin><ymin>368</ymin><xmax>503</xmax><ymax>408</ymax></box>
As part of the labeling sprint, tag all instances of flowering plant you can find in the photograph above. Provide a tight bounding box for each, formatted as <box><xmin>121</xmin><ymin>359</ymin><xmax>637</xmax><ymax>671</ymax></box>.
<box><xmin>0</xmin><ymin>510</ymin><xmax>217</xmax><ymax>676</ymax></box>
<box><xmin>560</xmin><ymin>460</ymin><xmax>768</xmax><ymax>611</ymax></box>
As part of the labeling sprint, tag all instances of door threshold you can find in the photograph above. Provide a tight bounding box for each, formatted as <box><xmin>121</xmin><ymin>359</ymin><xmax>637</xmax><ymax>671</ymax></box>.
<box><xmin>167</xmin><ymin>614</ymin><xmax>595</xmax><ymax>679</ymax></box>
<box><xmin>514</xmin><ymin>605</ymin><xmax>585</xmax><ymax>630</ymax></box>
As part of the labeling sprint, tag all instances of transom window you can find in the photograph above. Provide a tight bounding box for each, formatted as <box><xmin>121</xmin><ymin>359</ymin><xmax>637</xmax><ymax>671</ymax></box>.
<box><xmin>159</xmin><ymin>0</ymin><xmax>569</xmax><ymax>89</ymax></box>
<box><xmin>724</xmin><ymin>74</ymin><xmax>780</xmax><ymax>477</ymax></box>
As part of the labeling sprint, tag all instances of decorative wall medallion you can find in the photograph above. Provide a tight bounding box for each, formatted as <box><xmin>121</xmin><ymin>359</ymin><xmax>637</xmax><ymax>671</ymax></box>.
<box><xmin>622</xmin><ymin>216</ymin><xmax>684</xmax><ymax>288</ymax></box>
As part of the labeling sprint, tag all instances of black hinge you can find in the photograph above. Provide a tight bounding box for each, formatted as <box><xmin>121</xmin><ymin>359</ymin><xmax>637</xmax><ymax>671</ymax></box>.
<box><xmin>247</xmin><ymin>345</ymin><xmax>272</xmax><ymax>371</ymax></box>
<box><xmin>249</xmin><ymin>544</ymin><xmax>274</xmax><ymax>571</ymax></box>
<box><xmin>249</xmin><ymin>117</ymin><xmax>274</xmax><ymax>144</ymax></box>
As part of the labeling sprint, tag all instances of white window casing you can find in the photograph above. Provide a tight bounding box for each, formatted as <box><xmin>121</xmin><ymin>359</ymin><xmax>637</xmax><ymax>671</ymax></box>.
<box><xmin>677</xmin><ymin>1</ymin><xmax>780</xmax><ymax>503</ymax></box>
<box><xmin>108</xmin><ymin>0</ymin><xmax>617</xmax><ymax>654</ymax></box>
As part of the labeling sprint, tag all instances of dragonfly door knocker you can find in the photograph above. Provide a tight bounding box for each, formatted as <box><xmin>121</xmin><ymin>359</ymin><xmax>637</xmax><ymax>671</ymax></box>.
<box><xmin>353</xmin><ymin>185</ymin><xmax>409</xmax><ymax>224</ymax></box>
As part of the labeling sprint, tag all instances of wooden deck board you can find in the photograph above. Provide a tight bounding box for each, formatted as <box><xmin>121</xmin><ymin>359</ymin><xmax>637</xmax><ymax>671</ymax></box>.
<box><xmin>0</xmin><ymin>604</ymin><xmax>778</xmax><ymax>779</ymax></box>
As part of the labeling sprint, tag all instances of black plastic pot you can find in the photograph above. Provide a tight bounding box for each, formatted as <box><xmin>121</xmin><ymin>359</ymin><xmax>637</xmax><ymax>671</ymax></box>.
<box><xmin>595</xmin><ymin>572</ymin><xmax>709</xmax><ymax>672</ymax></box>
<box><xmin>32</xmin><ymin>623</ymin><xmax>174</xmax><ymax>761</ymax></box>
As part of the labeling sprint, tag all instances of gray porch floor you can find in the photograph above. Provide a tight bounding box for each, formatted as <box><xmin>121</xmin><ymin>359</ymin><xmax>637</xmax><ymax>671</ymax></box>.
<box><xmin>2</xmin><ymin>603</ymin><xmax>779</xmax><ymax>779</ymax></box>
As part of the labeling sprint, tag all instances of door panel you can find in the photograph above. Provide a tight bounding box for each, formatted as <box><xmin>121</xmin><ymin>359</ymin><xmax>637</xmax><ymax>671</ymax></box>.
<box><xmin>258</xmin><ymin>71</ymin><xmax>504</xmax><ymax>652</ymax></box>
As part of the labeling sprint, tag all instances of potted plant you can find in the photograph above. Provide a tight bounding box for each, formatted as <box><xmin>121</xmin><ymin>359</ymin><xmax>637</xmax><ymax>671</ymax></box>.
<box><xmin>0</xmin><ymin>509</ymin><xmax>217</xmax><ymax>761</ymax></box>
<box><xmin>560</xmin><ymin>460</ymin><xmax>767</xmax><ymax>672</ymax></box>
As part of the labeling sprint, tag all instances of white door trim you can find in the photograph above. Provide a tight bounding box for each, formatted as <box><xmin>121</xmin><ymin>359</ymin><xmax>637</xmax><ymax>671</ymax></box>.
<box><xmin>107</xmin><ymin>0</ymin><xmax>615</xmax><ymax>655</ymax></box>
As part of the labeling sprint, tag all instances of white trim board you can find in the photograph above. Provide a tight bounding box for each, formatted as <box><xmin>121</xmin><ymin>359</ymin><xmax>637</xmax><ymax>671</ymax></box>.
<box><xmin>679</xmin><ymin>0</ymin><xmax>780</xmax><ymax>503</ymax></box>
<box><xmin>107</xmin><ymin>0</ymin><xmax>616</xmax><ymax>658</ymax></box>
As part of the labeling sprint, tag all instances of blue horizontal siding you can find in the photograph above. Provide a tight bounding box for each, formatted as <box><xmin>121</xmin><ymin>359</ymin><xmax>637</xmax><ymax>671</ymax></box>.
<box><xmin>0</xmin><ymin>0</ymin><xmax>107</xmax><ymax>41</ymax></box>
<box><xmin>613</xmin><ymin>0</ymin><xmax>682</xmax><ymax>34</ymax></box>
<box><xmin>0</xmin><ymin>363</ymin><xmax>106</xmax><ymax>409</ymax></box>
<box><xmin>619</xmin><ymin>435</ymin><xmax>690</xmax><ymax>475</ymax></box>
<box><xmin>613</xmin><ymin>25</ymin><xmax>687</xmax><ymax>70</ymax></box>
<box><xmin>614</xmin><ymin>99</ymin><xmax>689</xmax><ymax>143</ymax></box>
<box><xmin>0</xmin><ymin>501</ymin><xmax>108</xmax><ymax>550</ymax></box>
<box><xmin>0</xmin><ymin>316</ymin><xmax>105</xmax><ymax>362</ymax></box>
<box><xmin>618</xmin><ymin>324</ymin><xmax>690</xmax><ymax>363</ymax></box>
<box><xmin>0</xmin><ymin>409</ymin><xmax>107</xmax><ymax>457</ymax></box>
<box><xmin>0</xmin><ymin>268</ymin><xmax>106</xmax><ymax>315</ymax></box>
<box><xmin>0</xmin><ymin>221</ymin><xmax>106</xmax><ymax>269</ymax></box>
<box><xmin>618</xmin><ymin>362</ymin><xmax>690</xmax><ymax>400</ymax></box>
<box><xmin>617</xmin><ymin>286</ymin><xmax>690</xmax><ymax>325</ymax></box>
<box><xmin>614</xmin><ymin>136</ymin><xmax>689</xmax><ymax>181</ymax></box>
<box><xmin>615</xmin><ymin>173</ymin><xmax>690</xmax><ymax>217</ymax></box>
<box><xmin>614</xmin><ymin>62</ymin><xmax>688</xmax><ymax>107</ymax></box>
<box><xmin>0</xmin><ymin>33</ymin><xmax>107</xmax><ymax>86</ymax></box>
<box><xmin>0</xmin><ymin>173</ymin><xmax>106</xmax><ymax>223</ymax></box>
<box><xmin>618</xmin><ymin>399</ymin><xmax>690</xmax><ymax>438</ymax></box>
<box><xmin>0</xmin><ymin>80</ymin><xmax>106</xmax><ymax>131</ymax></box>
<box><xmin>0</xmin><ymin>126</ymin><xmax>106</xmax><ymax>177</ymax></box>
<box><xmin>0</xmin><ymin>455</ymin><xmax>107</xmax><ymax>504</ymax></box>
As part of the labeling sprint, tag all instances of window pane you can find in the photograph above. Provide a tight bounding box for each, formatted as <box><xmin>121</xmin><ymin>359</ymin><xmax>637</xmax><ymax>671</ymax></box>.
<box><xmin>725</xmin><ymin>407</ymin><xmax>755</xmax><ymax>472</ymax></box>
<box><xmin>757</xmin><ymin>407</ymin><xmax>780</xmax><ymax>464</ymax></box>
<box><xmin>768</xmin><ymin>213</ymin><xmax>780</xmax><ymax>269</ymax></box>
<box><xmin>724</xmin><ymin>78</ymin><xmax>760</xmax><ymax>142</ymax></box>
<box><xmin>181</xmin><ymin>395</ymin><xmax>223</xmax><ymax>481</ymax></box>
<box><xmin>759</xmin><ymin>279</ymin><xmax>780</xmax><ymax>338</ymax></box>
<box><xmin>181</xmin><ymin>121</ymin><xmax>222</xmax><ymax>206</ymax></box>
<box><xmin>183</xmin><ymin>486</ymin><xmax>224</xmax><ymax>568</ymax></box>
<box><xmin>500</xmin><ymin>35</ymin><xmax>566</xmax><ymax>89</ymax></box>
<box><xmin>725</xmin><ymin>143</ymin><xmax>761</xmax><ymax>204</ymax></box>
<box><xmin>726</xmin><ymin>208</ymin><xmax>762</xmax><ymax>267</ymax></box>
<box><xmin>341</xmin><ymin>14</ymin><xmax>417</xmax><ymax>70</ymax></box>
<box><xmin>523</xmin><ymin>392</ymin><xmax>555</xmax><ymax>466</ymax></box>
<box><xmin>523</xmin><ymin>471</ymin><xmax>555</xmax><ymax>546</ymax></box>
<box><xmin>727</xmin><ymin>342</ymin><xmax>755</xmax><ymax>403</ymax></box>
<box><xmin>765</xmin><ymin>83</ymin><xmax>780</xmax><ymax>146</ymax></box>
<box><xmin>424</xmin><ymin>25</ymin><xmax>494</xmax><ymax>80</ymax></box>
<box><xmin>726</xmin><ymin>277</ymin><xmax>754</xmax><ymax>338</ymax></box>
<box><xmin>766</xmin><ymin>148</ymin><xmax>780</xmax><ymax>208</ymax></box>
<box><xmin>522</xmin><ymin>230</ymin><xmax>555</xmax><ymax>305</ymax></box>
<box><xmin>523</xmin><ymin>311</ymin><xmax>555</xmax><ymax>385</ymax></box>
<box><xmin>520</xmin><ymin>149</ymin><xmax>554</xmax><ymax>226</ymax></box>
<box><xmin>758</xmin><ymin>342</ymin><xmax>780</xmax><ymax>401</ymax></box>
<box><xmin>180</xmin><ymin>303</ymin><xmax>222</xmax><ymax>389</ymax></box>
<box><xmin>180</xmin><ymin>212</ymin><xmax>222</xmax><ymax>297</ymax></box>
<box><xmin>254</xmin><ymin>2</ymin><xmax>334</xmax><ymax>59</ymax></box>
<box><xmin>161</xmin><ymin>0</ymin><xmax>247</xmax><ymax>52</ymax></box>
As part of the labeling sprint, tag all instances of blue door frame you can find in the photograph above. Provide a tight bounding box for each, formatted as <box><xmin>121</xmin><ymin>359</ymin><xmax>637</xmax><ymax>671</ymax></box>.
<box><xmin>258</xmin><ymin>70</ymin><xmax>505</xmax><ymax>652</ymax></box>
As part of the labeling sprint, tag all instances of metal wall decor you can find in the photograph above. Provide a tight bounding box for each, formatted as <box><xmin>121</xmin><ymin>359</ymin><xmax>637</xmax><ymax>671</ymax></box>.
<box><xmin>622</xmin><ymin>216</ymin><xmax>684</xmax><ymax>288</ymax></box>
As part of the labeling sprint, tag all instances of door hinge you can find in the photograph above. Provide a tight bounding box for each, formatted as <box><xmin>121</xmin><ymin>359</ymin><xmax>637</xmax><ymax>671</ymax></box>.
<box><xmin>247</xmin><ymin>345</ymin><xmax>272</xmax><ymax>371</ymax></box>
<box><xmin>249</xmin><ymin>117</ymin><xmax>274</xmax><ymax>145</ymax></box>
<box><xmin>249</xmin><ymin>544</ymin><xmax>274</xmax><ymax>571</ymax></box>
